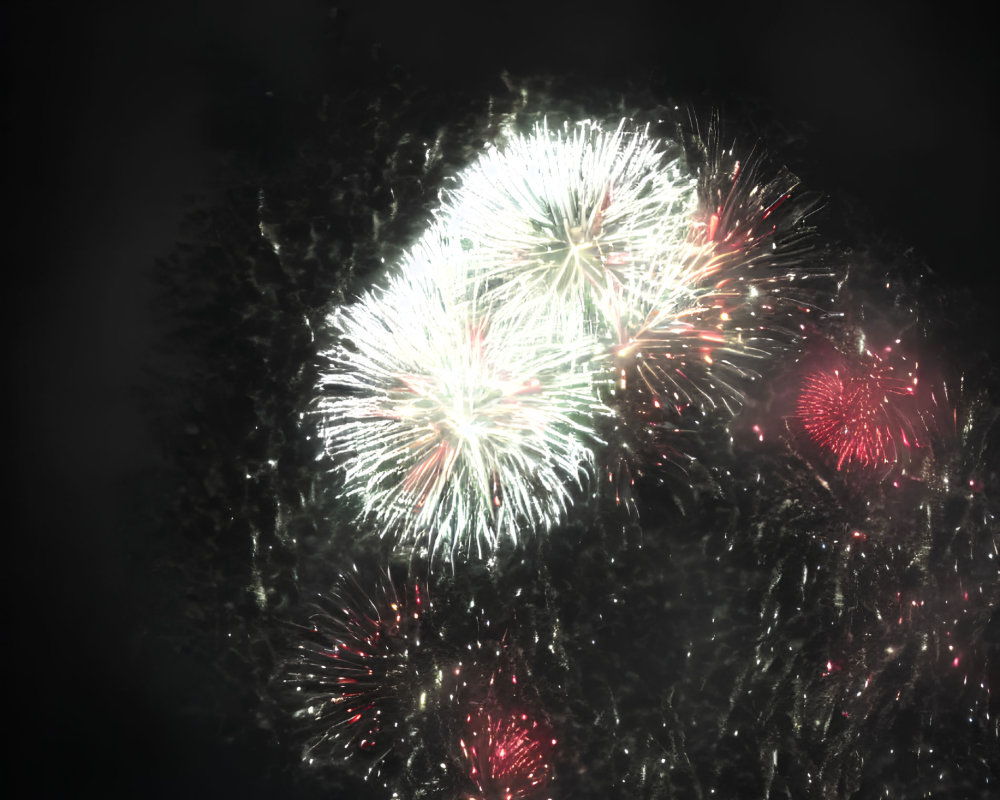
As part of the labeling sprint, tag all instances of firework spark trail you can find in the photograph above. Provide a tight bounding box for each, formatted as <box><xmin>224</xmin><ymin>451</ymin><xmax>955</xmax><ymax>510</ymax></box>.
<box><xmin>438</xmin><ymin>118</ymin><xmax>697</xmax><ymax>325</ymax></box>
<box><xmin>588</xmin><ymin>137</ymin><xmax>823</xmax><ymax>510</ymax></box>
<box><xmin>608</xmin><ymin>241</ymin><xmax>767</xmax><ymax>416</ymax></box>
<box><xmin>319</xmin><ymin>233</ymin><xmax>607</xmax><ymax>561</ymax></box>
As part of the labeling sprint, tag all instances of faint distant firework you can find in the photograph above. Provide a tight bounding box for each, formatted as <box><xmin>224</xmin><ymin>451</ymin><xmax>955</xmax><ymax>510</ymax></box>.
<box><xmin>281</xmin><ymin>568</ymin><xmax>427</xmax><ymax>774</ymax></box>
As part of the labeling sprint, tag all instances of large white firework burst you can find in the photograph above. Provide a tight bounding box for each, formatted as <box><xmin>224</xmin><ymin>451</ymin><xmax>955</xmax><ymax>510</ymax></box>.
<box><xmin>319</xmin><ymin>233</ymin><xmax>606</xmax><ymax>561</ymax></box>
<box><xmin>438</xmin><ymin>118</ymin><xmax>697</xmax><ymax>323</ymax></box>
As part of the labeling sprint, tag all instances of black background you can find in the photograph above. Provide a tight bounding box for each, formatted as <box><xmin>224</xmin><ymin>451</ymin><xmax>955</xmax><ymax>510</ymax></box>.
<box><xmin>7</xmin><ymin>1</ymin><xmax>997</xmax><ymax>796</ymax></box>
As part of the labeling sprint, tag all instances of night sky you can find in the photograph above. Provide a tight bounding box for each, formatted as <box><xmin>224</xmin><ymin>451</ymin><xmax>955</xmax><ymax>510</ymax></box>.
<box><xmin>9</xmin><ymin>2</ymin><xmax>997</xmax><ymax>796</ymax></box>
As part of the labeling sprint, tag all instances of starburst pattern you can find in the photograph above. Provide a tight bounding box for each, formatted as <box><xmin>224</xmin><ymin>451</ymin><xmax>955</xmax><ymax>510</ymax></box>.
<box><xmin>460</xmin><ymin>706</ymin><xmax>556</xmax><ymax>800</ymax></box>
<box><xmin>440</xmin><ymin>118</ymin><xmax>696</xmax><ymax>321</ymax></box>
<box><xmin>595</xmin><ymin>139</ymin><xmax>822</xmax><ymax>509</ymax></box>
<box><xmin>319</xmin><ymin>234</ymin><xmax>606</xmax><ymax>560</ymax></box>
<box><xmin>796</xmin><ymin>344</ymin><xmax>923</xmax><ymax>470</ymax></box>
<box><xmin>610</xmin><ymin>141</ymin><xmax>819</xmax><ymax>416</ymax></box>
<box><xmin>281</xmin><ymin>568</ymin><xmax>427</xmax><ymax>773</ymax></box>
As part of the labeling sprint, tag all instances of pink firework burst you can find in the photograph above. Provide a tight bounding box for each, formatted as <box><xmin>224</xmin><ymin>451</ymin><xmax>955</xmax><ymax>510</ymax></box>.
<box><xmin>796</xmin><ymin>345</ymin><xmax>923</xmax><ymax>470</ymax></box>
<box><xmin>460</xmin><ymin>707</ymin><xmax>556</xmax><ymax>800</ymax></box>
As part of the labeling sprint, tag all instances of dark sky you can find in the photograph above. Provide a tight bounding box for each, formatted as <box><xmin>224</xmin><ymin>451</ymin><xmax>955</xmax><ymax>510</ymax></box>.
<box><xmin>11</xmin><ymin>1</ymin><xmax>996</xmax><ymax>476</ymax></box>
<box><xmin>7</xmin><ymin>1</ymin><xmax>996</xmax><ymax>795</ymax></box>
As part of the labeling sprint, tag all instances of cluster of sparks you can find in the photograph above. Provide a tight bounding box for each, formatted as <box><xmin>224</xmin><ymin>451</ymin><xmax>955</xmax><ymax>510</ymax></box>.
<box><xmin>283</xmin><ymin>568</ymin><xmax>426</xmax><ymax>770</ymax></box>
<box><xmin>796</xmin><ymin>343</ymin><xmax>923</xmax><ymax>470</ymax></box>
<box><xmin>320</xmin><ymin>117</ymin><xmax>819</xmax><ymax>558</ymax></box>
<box><xmin>283</xmin><ymin>568</ymin><xmax>556</xmax><ymax>796</ymax></box>
<box><xmin>291</xmin><ymin>111</ymin><xmax>991</xmax><ymax>797</ymax></box>
<box><xmin>460</xmin><ymin>707</ymin><xmax>556</xmax><ymax>800</ymax></box>
<box><xmin>321</xmin><ymin>235</ymin><xmax>602</xmax><ymax>560</ymax></box>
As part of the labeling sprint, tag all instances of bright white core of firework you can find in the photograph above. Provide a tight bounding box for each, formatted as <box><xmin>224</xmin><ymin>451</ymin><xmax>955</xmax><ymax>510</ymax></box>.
<box><xmin>439</xmin><ymin>118</ymin><xmax>697</xmax><ymax>321</ymax></box>
<box><xmin>319</xmin><ymin>237</ymin><xmax>605</xmax><ymax>560</ymax></box>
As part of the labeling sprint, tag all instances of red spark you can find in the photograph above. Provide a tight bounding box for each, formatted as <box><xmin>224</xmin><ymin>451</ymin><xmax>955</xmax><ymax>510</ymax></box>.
<box><xmin>460</xmin><ymin>707</ymin><xmax>555</xmax><ymax>800</ymax></box>
<box><xmin>707</xmin><ymin>210</ymin><xmax>721</xmax><ymax>242</ymax></box>
<box><xmin>822</xmin><ymin>658</ymin><xmax>844</xmax><ymax>676</ymax></box>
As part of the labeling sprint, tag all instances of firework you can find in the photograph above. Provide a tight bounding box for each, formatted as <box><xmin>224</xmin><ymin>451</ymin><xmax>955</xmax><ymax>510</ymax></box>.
<box><xmin>597</xmin><ymin>138</ymin><xmax>822</xmax><ymax>508</ymax></box>
<box><xmin>608</xmin><ymin>242</ymin><xmax>765</xmax><ymax>417</ymax></box>
<box><xmin>281</xmin><ymin>566</ymin><xmax>511</xmax><ymax>787</ymax></box>
<box><xmin>319</xmin><ymin>233</ymin><xmax>606</xmax><ymax>561</ymax></box>
<box><xmin>610</xmin><ymin>138</ymin><xmax>821</xmax><ymax>414</ymax></box>
<box><xmin>460</xmin><ymin>706</ymin><xmax>556</xmax><ymax>800</ymax></box>
<box><xmin>795</xmin><ymin>342</ymin><xmax>924</xmax><ymax>470</ymax></box>
<box><xmin>439</xmin><ymin>118</ymin><xmax>696</xmax><ymax>323</ymax></box>
<box><xmin>281</xmin><ymin>567</ymin><xmax>428</xmax><ymax>773</ymax></box>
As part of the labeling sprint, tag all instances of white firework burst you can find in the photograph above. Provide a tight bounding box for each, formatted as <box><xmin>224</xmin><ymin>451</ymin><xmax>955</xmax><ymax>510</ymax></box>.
<box><xmin>438</xmin><ymin>118</ymin><xmax>697</xmax><ymax>324</ymax></box>
<box><xmin>319</xmin><ymin>233</ymin><xmax>606</xmax><ymax>561</ymax></box>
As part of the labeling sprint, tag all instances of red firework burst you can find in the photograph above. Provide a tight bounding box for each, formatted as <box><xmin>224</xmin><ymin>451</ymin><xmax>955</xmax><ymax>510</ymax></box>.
<box><xmin>796</xmin><ymin>346</ymin><xmax>922</xmax><ymax>469</ymax></box>
<box><xmin>460</xmin><ymin>707</ymin><xmax>556</xmax><ymax>800</ymax></box>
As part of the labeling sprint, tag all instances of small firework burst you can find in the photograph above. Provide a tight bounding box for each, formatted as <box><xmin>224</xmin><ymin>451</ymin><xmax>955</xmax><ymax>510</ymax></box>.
<box><xmin>440</xmin><ymin>118</ymin><xmax>696</xmax><ymax>321</ymax></box>
<box><xmin>459</xmin><ymin>706</ymin><xmax>556</xmax><ymax>800</ymax></box>
<box><xmin>280</xmin><ymin>566</ymin><xmax>512</xmax><ymax>787</ymax></box>
<box><xmin>281</xmin><ymin>567</ymin><xmax>428</xmax><ymax>772</ymax></box>
<box><xmin>795</xmin><ymin>343</ymin><xmax>924</xmax><ymax>470</ymax></box>
<box><xmin>319</xmin><ymin>234</ymin><xmax>606</xmax><ymax>561</ymax></box>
